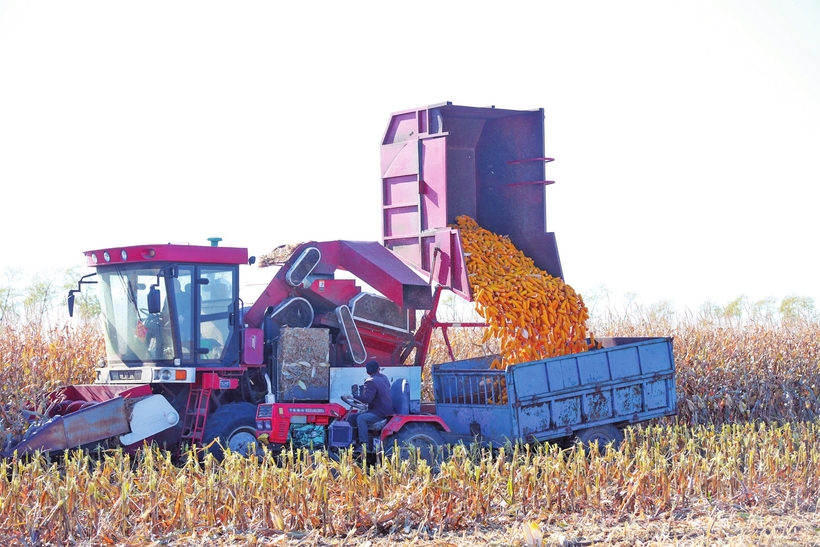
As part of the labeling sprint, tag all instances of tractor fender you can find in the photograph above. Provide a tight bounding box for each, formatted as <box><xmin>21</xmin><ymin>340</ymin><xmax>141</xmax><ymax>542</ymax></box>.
<box><xmin>379</xmin><ymin>414</ymin><xmax>450</xmax><ymax>440</ymax></box>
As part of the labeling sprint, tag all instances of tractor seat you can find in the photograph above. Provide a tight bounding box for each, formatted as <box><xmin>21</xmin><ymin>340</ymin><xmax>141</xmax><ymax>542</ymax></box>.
<box><xmin>368</xmin><ymin>378</ymin><xmax>410</xmax><ymax>433</ymax></box>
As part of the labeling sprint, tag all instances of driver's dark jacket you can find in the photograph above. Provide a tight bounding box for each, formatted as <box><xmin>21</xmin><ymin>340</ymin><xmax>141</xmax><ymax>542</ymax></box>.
<box><xmin>357</xmin><ymin>372</ymin><xmax>393</xmax><ymax>417</ymax></box>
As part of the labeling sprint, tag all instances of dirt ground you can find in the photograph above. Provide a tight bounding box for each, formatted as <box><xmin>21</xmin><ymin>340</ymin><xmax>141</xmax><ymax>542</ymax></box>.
<box><xmin>10</xmin><ymin>504</ymin><xmax>812</xmax><ymax>547</ymax></box>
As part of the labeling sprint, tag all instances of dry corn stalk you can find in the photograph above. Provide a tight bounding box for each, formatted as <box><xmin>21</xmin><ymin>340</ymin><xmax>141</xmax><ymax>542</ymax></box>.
<box><xmin>456</xmin><ymin>215</ymin><xmax>593</xmax><ymax>368</ymax></box>
<box><xmin>257</xmin><ymin>242</ymin><xmax>306</xmax><ymax>268</ymax></box>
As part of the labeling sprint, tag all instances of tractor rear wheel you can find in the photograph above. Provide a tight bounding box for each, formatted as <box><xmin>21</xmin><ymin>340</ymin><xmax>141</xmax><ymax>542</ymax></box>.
<box><xmin>384</xmin><ymin>423</ymin><xmax>445</xmax><ymax>467</ymax></box>
<box><xmin>201</xmin><ymin>403</ymin><xmax>259</xmax><ymax>460</ymax></box>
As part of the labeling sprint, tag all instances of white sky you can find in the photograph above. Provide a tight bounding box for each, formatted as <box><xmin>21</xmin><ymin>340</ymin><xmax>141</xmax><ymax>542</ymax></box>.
<box><xmin>1</xmin><ymin>0</ymin><xmax>818</xmax><ymax>314</ymax></box>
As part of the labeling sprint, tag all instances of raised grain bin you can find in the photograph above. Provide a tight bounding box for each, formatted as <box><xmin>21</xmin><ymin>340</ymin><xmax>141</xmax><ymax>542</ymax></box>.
<box><xmin>380</xmin><ymin>102</ymin><xmax>562</xmax><ymax>299</ymax></box>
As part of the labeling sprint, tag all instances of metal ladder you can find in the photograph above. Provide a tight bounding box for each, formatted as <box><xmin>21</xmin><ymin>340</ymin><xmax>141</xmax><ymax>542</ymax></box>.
<box><xmin>180</xmin><ymin>385</ymin><xmax>212</xmax><ymax>449</ymax></box>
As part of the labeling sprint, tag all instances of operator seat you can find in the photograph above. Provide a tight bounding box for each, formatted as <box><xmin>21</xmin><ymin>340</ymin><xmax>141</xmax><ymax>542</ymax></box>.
<box><xmin>368</xmin><ymin>378</ymin><xmax>410</xmax><ymax>433</ymax></box>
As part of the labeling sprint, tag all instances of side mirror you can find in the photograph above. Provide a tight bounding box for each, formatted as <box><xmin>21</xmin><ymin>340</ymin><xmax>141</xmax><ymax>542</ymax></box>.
<box><xmin>148</xmin><ymin>285</ymin><xmax>162</xmax><ymax>314</ymax></box>
<box><xmin>66</xmin><ymin>273</ymin><xmax>97</xmax><ymax>319</ymax></box>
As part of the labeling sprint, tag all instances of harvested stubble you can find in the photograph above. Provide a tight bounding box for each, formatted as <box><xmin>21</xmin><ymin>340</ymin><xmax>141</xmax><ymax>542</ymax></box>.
<box><xmin>456</xmin><ymin>215</ymin><xmax>592</xmax><ymax>369</ymax></box>
<box><xmin>0</xmin><ymin>422</ymin><xmax>818</xmax><ymax>546</ymax></box>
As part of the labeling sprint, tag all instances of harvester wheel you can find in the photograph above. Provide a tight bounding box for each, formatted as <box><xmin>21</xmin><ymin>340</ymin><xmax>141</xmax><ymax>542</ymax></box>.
<box><xmin>575</xmin><ymin>425</ymin><xmax>624</xmax><ymax>454</ymax></box>
<box><xmin>384</xmin><ymin>423</ymin><xmax>445</xmax><ymax>467</ymax></box>
<box><xmin>201</xmin><ymin>403</ymin><xmax>259</xmax><ymax>460</ymax></box>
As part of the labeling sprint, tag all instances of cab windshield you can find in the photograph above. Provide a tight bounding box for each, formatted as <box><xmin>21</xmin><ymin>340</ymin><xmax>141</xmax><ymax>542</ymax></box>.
<box><xmin>97</xmin><ymin>263</ymin><xmax>236</xmax><ymax>366</ymax></box>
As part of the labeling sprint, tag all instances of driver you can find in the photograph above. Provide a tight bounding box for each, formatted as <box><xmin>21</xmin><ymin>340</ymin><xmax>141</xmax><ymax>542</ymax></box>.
<box><xmin>347</xmin><ymin>360</ymin><xmax>392</xmax><ymax>456</ymax></box>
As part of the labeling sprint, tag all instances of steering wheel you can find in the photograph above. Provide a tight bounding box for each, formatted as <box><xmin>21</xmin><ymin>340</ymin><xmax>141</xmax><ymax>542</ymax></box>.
<box><xmin>340</xmin><ymin>394</ymin><xmax>368</xmax><ymax>412</ymax></box>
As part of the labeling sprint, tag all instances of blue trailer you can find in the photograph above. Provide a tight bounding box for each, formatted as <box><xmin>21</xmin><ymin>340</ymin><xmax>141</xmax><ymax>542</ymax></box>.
<box><xmin>432</xmin><ymin>336</ymin><xmax>676</xmax><ymax>448</ymax></box>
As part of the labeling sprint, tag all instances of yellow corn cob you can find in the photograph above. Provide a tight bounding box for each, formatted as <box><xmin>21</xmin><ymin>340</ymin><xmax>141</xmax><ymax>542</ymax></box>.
<box><xmin>456</xmin><ymin>215</ymin><xmax>595</xmax><ymax>369</ymax></box>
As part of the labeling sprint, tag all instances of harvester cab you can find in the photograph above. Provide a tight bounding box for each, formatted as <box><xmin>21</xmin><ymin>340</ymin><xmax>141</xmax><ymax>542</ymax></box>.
<box><xmin>85</xmin><ymin>243</ymin><xmax>249</xmax><ymax>374</ymax></box>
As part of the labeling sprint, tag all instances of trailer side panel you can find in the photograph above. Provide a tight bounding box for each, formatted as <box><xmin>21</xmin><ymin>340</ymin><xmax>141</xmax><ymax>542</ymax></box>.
<box><xmin>432</xmin><ymin>337</ymin><xmax>676</xmax><ymax>445</ymax></box>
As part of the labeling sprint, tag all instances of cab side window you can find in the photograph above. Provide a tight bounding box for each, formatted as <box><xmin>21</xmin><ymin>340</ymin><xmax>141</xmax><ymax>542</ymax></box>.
<box><xmin>198</xmin><ymin>267</ymin><xmax>235</xmax><ymax>361</ymax></box>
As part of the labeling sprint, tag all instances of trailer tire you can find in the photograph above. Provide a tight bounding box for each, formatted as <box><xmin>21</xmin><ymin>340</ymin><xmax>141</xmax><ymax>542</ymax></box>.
<box><xmin>201</xmin><ymin>403</ymin><xmax>259</xmax><ymax>461</ymax></box>
<box><xmin>384</xmin><ymin>423</ymin><xmax>446</xmax><ymax>467</ymax></box>
<box><xmin>576</xmin><ymin>425</ymin><xmax>623</xmax><ymax>454</ymax></box>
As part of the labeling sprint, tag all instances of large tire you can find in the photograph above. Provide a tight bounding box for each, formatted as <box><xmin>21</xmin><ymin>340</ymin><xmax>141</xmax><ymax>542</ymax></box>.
<box><xmin>201</xmin><ymin>402</ymin><xmax>259</xmax><ymax>460</ymax></box>
<box><xmin>383</xmin><ymin>423</ymin><xmax>446</xmax><ymax>467</ymax></box>
<box><xmin>575</xmin><ymin>425</ymin><xmax>624</xmax><ymax>454</ymax></box>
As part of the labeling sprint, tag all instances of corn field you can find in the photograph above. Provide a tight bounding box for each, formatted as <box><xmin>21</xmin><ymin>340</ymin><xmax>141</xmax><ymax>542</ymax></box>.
<box><xmin>0</xmin><ymin>423</ymin><xmax>817</xmax><ymax>546</ymax></box>
<box><xmin>1</xmin><ymin>318</ymin><xmax>820</xmax><ymax>545</ymax></box>
<box><xmin>0</xmin><ymin>323</ymin><xmax>101</xmax><ymax>451</ymax></box>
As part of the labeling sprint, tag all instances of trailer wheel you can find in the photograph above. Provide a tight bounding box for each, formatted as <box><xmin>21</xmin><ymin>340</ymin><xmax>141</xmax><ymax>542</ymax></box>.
<box><xmin>201</xmin><ymin>403</ymin><xmax>259</xmax><ymax>460</ymax></box>
<box><xmin>384</xmin><ymin>423</ymin><xmax>446</xmax><ymax>467</ymax></box>
<box><xmin>576</xmin><ymin>425</ymin><xmax>624</xmax><ymax>454</ymax></box>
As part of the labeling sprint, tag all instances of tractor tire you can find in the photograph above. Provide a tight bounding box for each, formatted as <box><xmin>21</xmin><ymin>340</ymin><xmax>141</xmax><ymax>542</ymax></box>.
<box><xmin>384</xmin><ymin>423</ymin><xmax>446</xmax><ymax>467</ymax></box>
<box><xmin>575</xmin><ymin>425</ymin><xmax>624</xmax><ymax>454</ymax></box>
<box><xmin>201</xmin><ymin>402</ymin><xmax>259</xmax><ymax>460</ymax></box>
